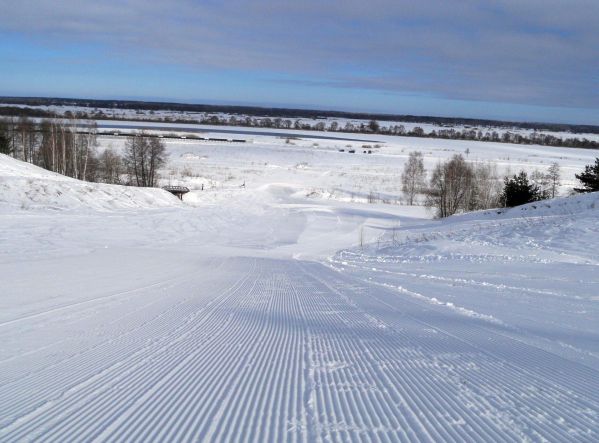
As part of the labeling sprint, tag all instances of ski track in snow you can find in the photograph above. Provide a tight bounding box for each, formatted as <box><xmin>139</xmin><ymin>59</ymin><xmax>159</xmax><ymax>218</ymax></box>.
<box><xmin>1</xmin><ymin>257</ymin><xmax>598</xmax><ymax>442</ymax></box>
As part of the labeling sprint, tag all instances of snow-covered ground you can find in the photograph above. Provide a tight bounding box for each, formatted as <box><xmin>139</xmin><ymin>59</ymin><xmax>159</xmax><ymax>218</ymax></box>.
<box><xmin>98</xmin><ymin>123</ymin><xmax>599</xmax><ymax>199</ymax></box>
<box><xmin>0</xmin><ymin>154</ymin><xmax>181</xmax><ymax>212</ymax></box>
<box><xmin>1</xmin><ymin>128</ymin><xmax>599</xmax><ymax>441</ymax></box>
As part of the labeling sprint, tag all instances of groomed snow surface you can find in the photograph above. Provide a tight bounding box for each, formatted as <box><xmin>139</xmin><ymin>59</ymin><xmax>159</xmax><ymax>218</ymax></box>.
<box><xmin>1</xmin><ymin>130</ymin><xmax>599</xmax><ymax>442</ymax></box>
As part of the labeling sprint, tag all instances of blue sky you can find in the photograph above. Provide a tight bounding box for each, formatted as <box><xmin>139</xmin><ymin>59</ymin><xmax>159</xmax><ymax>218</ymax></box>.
<box><xmin>0</xmin><ymin>0</ymin><xmax>598</xmax><ymax>124</ymax></box>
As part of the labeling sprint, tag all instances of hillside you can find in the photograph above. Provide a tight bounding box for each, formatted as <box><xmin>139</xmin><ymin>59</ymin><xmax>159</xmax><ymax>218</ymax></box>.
<box><xmin>0</xmin><ymin>154</ymin><xmax>180</xmax><ymax>212</ymax></box>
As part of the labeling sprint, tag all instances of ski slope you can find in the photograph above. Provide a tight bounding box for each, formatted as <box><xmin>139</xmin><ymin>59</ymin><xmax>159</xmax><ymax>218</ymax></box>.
<box><xmin>3</xmin><ymin>256</ymin><xmax>599</xmax><ymax>441</ymax></box>
<box><xmin>1</xmin><ymin>145</ymin><xmax>599</xmax><ymax>441</ymax></box>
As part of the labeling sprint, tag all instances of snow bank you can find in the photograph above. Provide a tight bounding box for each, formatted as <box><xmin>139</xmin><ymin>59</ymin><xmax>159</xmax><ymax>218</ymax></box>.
<box><xmin>438</xmin><ymin>191</ymin><xmax>599</xmax><ymax>226</ymax></box>
<box><xmin>0</xmin><ymin>154</ymin><xmax>181</xmax><ymax>212</ymax></box>
<box><xmin>495</xmin><ymin>191</ymin><xmax>599</xmax><ymax>217</ymax></box>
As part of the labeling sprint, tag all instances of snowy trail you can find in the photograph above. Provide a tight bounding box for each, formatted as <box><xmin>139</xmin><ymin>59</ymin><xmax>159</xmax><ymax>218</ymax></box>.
<box><xmin>2</xmin><ymin>257</ymin><xmax>598</xmax><ymax>442</ymax></box>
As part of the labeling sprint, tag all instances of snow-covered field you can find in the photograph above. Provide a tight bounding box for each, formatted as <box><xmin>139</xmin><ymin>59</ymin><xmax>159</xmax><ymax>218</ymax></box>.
<box><xmin>99</xmin><ymin>122</ymin><xmax>599</xmax><ymax>199</ymax></box>
<box><xmin>1</xmin><ymin>128</ymin><xmax>599</xmax><ymax>441</ymax></box>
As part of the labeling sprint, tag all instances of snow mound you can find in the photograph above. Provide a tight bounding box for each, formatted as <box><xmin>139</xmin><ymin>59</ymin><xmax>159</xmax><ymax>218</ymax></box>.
<box><xmin>455</xmin><ymin>191</ymin><xmax>599</xmax><ymax>222</ymax></box>
<box><xmin>365</xmin><ymin>191</ymin><xmax>599</xmax><ymax>265</ymax></box>
<box><xmin>0</xmin><ymin>154</ymin><xmax>181</xmax><ymax>211</ymax></box>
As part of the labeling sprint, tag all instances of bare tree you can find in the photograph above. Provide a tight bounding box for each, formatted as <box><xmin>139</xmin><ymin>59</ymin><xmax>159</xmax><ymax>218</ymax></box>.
<box><xmin>426</xmin><ymin>154</ymin><xmax>474</xmax><ymax>218</ymax></box>
<box><xmin>0</xmin><ymin>118</ymin><xmax>10</xmax><ymax>155</ymax></box>
<box><xmin>98</xmin><ymin>148</ymin><xmax>124</xmax><ymax>184</ymax></box>
<box><xmin>39</xmin><ymin>119</ymin><xmax>59</xmax><ymax>172</ymax></box>
<box><xmin>314</xmin><ymin>122</ymin><xmax>326</xmax><ymax>131</ymax></box>
<box><xmin>124</xmin><ymin>132</ymin><xmax>168</xmax><ymax>187</ymax></box>
<box><xmin>546</xmin><ymin>162</ymin><xmax>561</xmax><ymax>198</ymax></box>
<box><xmin>147</xmin><ymin>137</ymin><xmax>166</xmax><ymax>187</ymax></box>
<box><xmin>467</xmin><ymin>162</ymin><xmax>502</xmax><ymax>210</ymax></box>
<box><xmin>81</xmin><ymin>121</ymin><xmax>98</xmax><ymax>181</ymax></box>
<box><xmin>401</xmin><ymin>151</ymin><xmax>426</xmax><ymax>205</ymax></box>
<box><xmin>125</xmin><ymin>134</ymin><xmax>145</xmax><ymax>186</ymax></box>
<box><xmin>0</xmin><ymin>117</ymin><xmax>18</xmax><ymax>157</ymax></box>
<box><xmin>530</xmin><ymin>169</ymin><xmax>551</xmax><ymax>199</ymax></box>
<box><xmin>16</xmin><ymin>116</ymin><xmax>36</xmax><ymax>162</ymax></box>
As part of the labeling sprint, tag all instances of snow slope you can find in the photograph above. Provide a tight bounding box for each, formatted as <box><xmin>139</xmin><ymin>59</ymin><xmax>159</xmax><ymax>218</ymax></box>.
<box><xmin>1</xmin><ymin>147</ymin><xmax>599</xmax><ymax>441</ymax></box>
<box><xmin>0</xmin><ymin>154</ymin><xmax>180</xmax><ymax>211</ymax></box>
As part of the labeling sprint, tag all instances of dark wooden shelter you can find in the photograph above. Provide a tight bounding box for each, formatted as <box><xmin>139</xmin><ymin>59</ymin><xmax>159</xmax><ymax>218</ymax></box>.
<box><xmin>163</xmin><ymin>186</ymin><xmax>190</xmax><ymax>200</ymax></box>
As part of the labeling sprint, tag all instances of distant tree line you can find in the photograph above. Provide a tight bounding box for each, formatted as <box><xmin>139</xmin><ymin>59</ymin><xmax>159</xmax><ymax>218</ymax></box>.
<box><xmin>2</xmin><ymin>97</ymin><xmax>598</xmax><ymax>135</ymax></box>
<box><xmin>1</xmin><ymin>103</ymin><xmax>599</xmax><ymax>150</ymax></box>
<box><xmin>0</xmin><ymin>116</ymin><xmax>166</xmax><ymax>187</ymax></box>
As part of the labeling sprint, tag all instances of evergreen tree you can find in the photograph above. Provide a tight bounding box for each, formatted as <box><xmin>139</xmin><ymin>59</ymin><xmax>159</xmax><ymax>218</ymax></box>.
<box><xmin>574</xmin><ymin>158</ymin><xmax>599</xmax><ymax>193</ymax></box>
<box><xmin>501</xmin><ymin>171</ymin><xmax>543</xmax><ymax>207</ymax></box>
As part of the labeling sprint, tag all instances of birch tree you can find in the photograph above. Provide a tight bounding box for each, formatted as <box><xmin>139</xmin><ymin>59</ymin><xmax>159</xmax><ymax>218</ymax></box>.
<box><xmin>546</xmin><ymin>162</ymin><xmax>561</xmax><ymax>198</ymax></box>
<box><xmin>401</xmin><ymin>151</ymin><xmax>426</xmax><ymax>205</ymax></box>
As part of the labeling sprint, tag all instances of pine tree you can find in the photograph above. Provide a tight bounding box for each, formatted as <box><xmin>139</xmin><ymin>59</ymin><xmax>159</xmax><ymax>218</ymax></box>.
<box><xmin>501</xmin><ymin>171</ymin><xmax>543</xmax><ymax>207</ymax></box>
<box><xmin>574</xmin><ymin>158</ymin><xmax>599</xmax><ymax>193</ymax></box>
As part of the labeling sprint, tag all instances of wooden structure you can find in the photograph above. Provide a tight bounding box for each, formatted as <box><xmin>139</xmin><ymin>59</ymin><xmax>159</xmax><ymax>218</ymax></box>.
<box><xmin>163</xmin><ymin>185</ymin><xmax>190</xmax><ymax>200</ymax></box>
